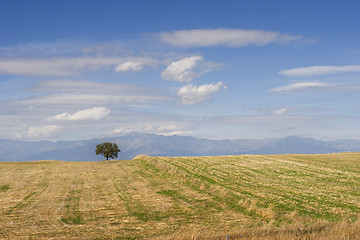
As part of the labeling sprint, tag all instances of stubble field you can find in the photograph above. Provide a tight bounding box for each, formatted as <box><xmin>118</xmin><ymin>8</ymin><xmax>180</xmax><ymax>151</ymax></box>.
<box><xmin>1</xmin><ymin>153</ymin><xmax>360</xmax><ymax>239</ymax></box>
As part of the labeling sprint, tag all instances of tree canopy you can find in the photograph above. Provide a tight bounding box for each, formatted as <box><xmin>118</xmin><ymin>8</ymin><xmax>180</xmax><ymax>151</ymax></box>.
<box><xmin>95</xmin><ymin>142</ymin><xmax>120</xmax><ymax>160</ymax></box>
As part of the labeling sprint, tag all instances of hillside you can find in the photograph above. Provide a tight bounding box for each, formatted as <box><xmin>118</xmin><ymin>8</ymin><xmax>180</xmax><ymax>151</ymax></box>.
<box><xmin>1</xmin><ymin>133</ymin><xmax>360</xmax><ymax>161</ymax></box>
<box><xmin>1</xmin><ymin>153</ymin><xmax>360</xmax><ymax>239</ymax></box>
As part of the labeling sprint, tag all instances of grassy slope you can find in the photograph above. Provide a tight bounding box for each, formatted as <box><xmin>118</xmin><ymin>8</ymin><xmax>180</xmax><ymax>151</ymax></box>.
<box><xmin>0</xmin><ymin>153</ymin><xmax>360</xmax><ymax>239</ymax></box>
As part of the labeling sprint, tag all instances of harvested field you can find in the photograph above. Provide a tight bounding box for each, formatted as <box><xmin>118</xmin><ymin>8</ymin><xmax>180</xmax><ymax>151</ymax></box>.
<box><xmin>1</xmin><ymin>153</ymin><xmax>360</xmax><ymax>239</ymax></box>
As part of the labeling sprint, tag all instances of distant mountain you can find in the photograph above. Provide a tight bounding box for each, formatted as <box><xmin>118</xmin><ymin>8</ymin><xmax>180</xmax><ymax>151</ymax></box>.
<box><xmin>251</xmin><ymin>136</ymin><xmax>337</xmax><ymax>155</ymax></box>
<box><xmin>0</xmin><ymin>133</ymin><xmax>359</xmax><ymax>162</ymax></box>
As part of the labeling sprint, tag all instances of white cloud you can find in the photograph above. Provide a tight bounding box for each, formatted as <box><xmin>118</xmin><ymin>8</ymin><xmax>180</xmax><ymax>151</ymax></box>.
<box><xmin>146</xmin><ymin>125</ymin><xmax>193</xmax><ymax>136</ymax></box>
<box><xmin>15</xmin><ymin>80</ymin><xmax>169</xmax><ymax>107</ymax></box>
<box><xmin>16</xmin><ymin>93</ymin><xmax>166</xmax><ymax>107</ymax></box>
<box><xmin>279</xmin><ymin>65</ymin><xmax>360</xmax><ymax>77</ymax></box>
<box><xmin>158</xmin><ymin>28</ymin><xmax>302</xmax><ymax>47</ymax></box>
<box><xmin>153</xmin><ymin>125</ymin><xmax>182</xmax><ymax>132</ymax></box>
<box><xmin>0</xmin><ymin>40</ymin><xmax>89</xmax><ymax>58</ymax></box>
<box><xmin>16</xmin><ymin>125</ymin><xmax>60</xmax><ymax>139</ymax></box>
<box><xmin>159</xmin><ymin>131</ymin><xmax>193</xmax><ymax>136</ymax></box>
<box><xmin>0</xmin><ymin>57</ymin><xmax>119</xmax><ymax>77</ymax></box>
<box><xmin>161</xmin><ymin>56</ymin><xmax>204</xmax><ymax>82</ymax></box>
<box><xmin>273</xmin><ymin>107</ymin><xmax>288</xmax><ymax>115</ymax></box>
<box><xmin>269</xmin><ymin>82</ymin><xmax>332</xmax><ymax>93</ymax></box>
<box><xmin>31</xmin><ymin>80</ymin><xmax>157</xmax><ymax>94</ymax></box>
<box><xmin>0</xmin><ymin>57</ymin><xmax>158</xmax><ymax>77</ymax></box>
<box><xmin>48</xmin><ymin>107</ymin><xmax>110</xmax><ymax>121</ymax></box>
<box><xmin>114</xmin><ymin>61</ymin><xmax>144</xmax><ymax>72</ymax></box>
<box><xmin>177</xmin><ymin>82</ymin><xmax>227</xmax><ymax>104</ymax></box>
<box><xmin>111</xmin><ymin>122</ymin><xmax>195</xmax><ymax>137</ymax></box>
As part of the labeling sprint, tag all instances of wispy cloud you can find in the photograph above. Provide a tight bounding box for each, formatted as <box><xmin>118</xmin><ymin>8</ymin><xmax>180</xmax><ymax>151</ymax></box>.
<box><xmin>114</xmin><ymin>61</ymin><xmax>144</xmax><ymax>72</ymax></box>
<box><xmin>273</xmin><ymin>107</ymin><xmax>288</xmax><ymax>115</ymax></box>
<box><xmin>23</xmin><ymin>80</ymin><xmax>169</xmax><ymax>106</ymax></box>
<box><xmin>161</xmin><ymin>56</ymin><xmax>204</xmax><ymax>82</ymax></box>
<box><xmin>48</xmin><ymin>107</ymin><xmax>110</xmax><ymax>121</ymax></box>
<box><xmin>146</xmin><ymin>125</ymin><xmax>193</xmax><ymax>136</ymax></box>
<box><xmin>0</xmin><ymin>80</ymin><xmax>170</xmax><ymax>133</ymax></box>
<box><xmin>111</xmin><ymin>122</ymin><xmax>194</xmax><ymax>137</ymax></box>
<box><xmin>16</xmin><ymin>125</ymin><xmax>60</xmax><ymax>139</ymax></box>
<box><xmin>159</xmin><ymin>130</ymin><xmax>193</xmax><ymax>136</ymax></box>
<box><xmin>158</xmin><ymin>28</ymin><xmax>303</xmax><ymax>47</ymax></box>
<box><xmin>16</xmin><ymin>94</ymin><xmax>167</xmax><ymax>107</ymax></box>
<box><xmin>279</xmin><ymin>65</ymin><xmax>360</xmax><ymax>77</ymax></box>
<box><xmin>0</xmin><ymin>57</ymin><xmax>159</xmax><ymax>77</ymax></box>
<box><xmin>269</xmin><ymin>82</ymin><xmax>333</xmax><ymax>93</ymax></box>
<box><xmin>177</xmin><ymin>82</ymin><xmax>227</xmax><ymax>104</ymax></box>
<box><xmin>0</xmin><ymin>57</ymin><xmax>120</xmax><ymax>77</ymax></box>
<box><xmin>30</xmin><ymin>80</ymin><xmax>153</xmax><ymax>93</ymax></box>
<box><xmin>0</xmin><ymin>40</ymin><xmax>89</xmax><ymax>58</ymax></box>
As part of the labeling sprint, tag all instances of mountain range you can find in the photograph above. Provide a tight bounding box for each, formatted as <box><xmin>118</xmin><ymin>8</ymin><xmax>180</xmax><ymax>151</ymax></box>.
<box><xmin>1</xmin><ymin>133</ymin><xmax>360</xmax><ymax>162</ymax></box>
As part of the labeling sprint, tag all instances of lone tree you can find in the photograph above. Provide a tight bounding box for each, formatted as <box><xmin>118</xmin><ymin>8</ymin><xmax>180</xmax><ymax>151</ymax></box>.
<box><xmin>95</xmin><ymin>142</ymin><xmax>120</xmax><ymax>160</ymax></box>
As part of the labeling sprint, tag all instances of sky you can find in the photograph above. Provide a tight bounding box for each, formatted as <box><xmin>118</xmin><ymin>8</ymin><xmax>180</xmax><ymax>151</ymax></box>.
<box><xmin>0</xmin><ymin>0</ymin><xmax>360</xmax><ymax>141</ymax></box>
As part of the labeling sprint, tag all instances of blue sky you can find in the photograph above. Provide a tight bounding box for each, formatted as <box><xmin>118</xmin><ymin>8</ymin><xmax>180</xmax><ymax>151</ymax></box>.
<box><xmin>1</xmin><ymin>0</ymin><xmax>360</xmax><ymax>141</ymax></box>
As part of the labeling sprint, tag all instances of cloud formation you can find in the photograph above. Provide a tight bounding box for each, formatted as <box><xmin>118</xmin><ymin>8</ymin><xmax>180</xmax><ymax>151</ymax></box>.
<box><xmin>114</xmin><ymin>61</ymin><xmax>144</xmax><ymax>72</ymax></box>
<box><xmin>177</xmin><ymin>82</ymin><xmax>226</xmax><ymax>104</ymax></box>
<box><xmin>0</xmin><ymin>57</ymin><xmax>157</xmax><ymax>77</ymax></box>
<box><xmin>31</xmin><ymin>80</ymin><xmax>158</xmax><ymax>94</ymax></box>
<box><xmin>48</xmin><ymin>107</ymin><xmax>110</xmax><ymax>121</ymax></box>
<box><xmin>111</xmin><ymin>122</ymin><xmax>194</xmax><ymax>137</ymax></box>
<box><xmin>18</xmin><ymin>80</ymin><xmax>169</xmax><ymax>107</ymax></box>
<box><xmin>147</xmin><ymin>125</ymin><xmax>193</xmax><ymax>136</ymax></box>
<box><xmin>273</xmin><ymin>107</ymin><xmax>288</xmax><ymax>115</ymax></box>
<box><xmin>158</xmin><ymin>28</ymin><xmax>302</xmax><ymax>47</ymax></box>
<box><xmin>161</xmin><ymin>56</ymin><xmax>204</xmax><ymax>82</ymax></box>
<box><xmin>279</xmin><ymin>65</ymin><xmax>360</xmax><ymax>77</ymax></box>
<box><xmin>159</xmin><ymin>130</ymin><xmax>193</xmax><ymax>136</ymax></box>
<box><xmin>15</xmin><ymin>94</ymin><xmax>167</xmax><ymax>107</ymax></box>
<box><xmin>16</xmin><ymin>125</ymin><xmax>60</xmax><ymax>139</ymax></box>
<box><xmin>270</xmin><ymin>82</ymin><xmax>332</xmax><ymax>93</ymax></box>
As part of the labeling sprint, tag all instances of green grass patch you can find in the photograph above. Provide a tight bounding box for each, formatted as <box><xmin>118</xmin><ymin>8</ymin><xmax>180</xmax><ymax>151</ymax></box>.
<box><xmin>157</xmin><ymin>189</ymin><xmax>192</xmax><ymax>204</ymax></box>
<box><xmin>7</xmin><ymin>191</ymin><xmax>37</xmax><ymax>214</ymax></box>
<box><xmin>61</xmin><ymin>189</ymin><xmax>83</xmax><ymax>225</ymax></box>
<box><xmin>114</xmin><ymin>183</ymin><xmax>171</xmax><ymax>222</ymax></box>
<box><xmin>0</xmin><ymin>184</ymin><xmax>10</xmax><ymax>192</ymax></box>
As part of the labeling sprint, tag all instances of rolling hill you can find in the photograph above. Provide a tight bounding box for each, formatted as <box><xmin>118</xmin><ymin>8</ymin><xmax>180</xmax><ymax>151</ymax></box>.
<box><xmin>1</xmin><ymin>153</ymin><xmax>360</xmax><ymax>239</ymax></box>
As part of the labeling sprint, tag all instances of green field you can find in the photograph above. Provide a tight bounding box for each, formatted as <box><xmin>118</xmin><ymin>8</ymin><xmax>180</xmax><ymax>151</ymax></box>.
<box><xmin>1</xmin><ymin>153</ymin><xmax>360</xmax><ymax>239</ymax></box>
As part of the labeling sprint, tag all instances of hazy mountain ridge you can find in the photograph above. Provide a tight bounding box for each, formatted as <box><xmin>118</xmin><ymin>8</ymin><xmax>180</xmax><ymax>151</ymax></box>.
<box><xmin>0</xmin><ymin>133</ymin><xmax>359</xmax><ymax>161</ymax></box>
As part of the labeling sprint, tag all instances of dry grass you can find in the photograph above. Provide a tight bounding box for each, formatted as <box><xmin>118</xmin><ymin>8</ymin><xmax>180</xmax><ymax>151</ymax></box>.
<box><xmin>0</xmin><ymin>153</ymin><xmax>360</xmax><ymax>239</ymax></box>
